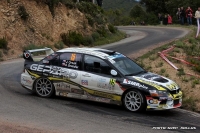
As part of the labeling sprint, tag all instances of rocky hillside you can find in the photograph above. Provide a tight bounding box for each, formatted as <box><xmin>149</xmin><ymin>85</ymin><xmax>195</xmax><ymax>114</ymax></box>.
<box><xmin>0</xmin><ymin>0</ymin><xmax>97</xmax><ymax>59</ymax></box>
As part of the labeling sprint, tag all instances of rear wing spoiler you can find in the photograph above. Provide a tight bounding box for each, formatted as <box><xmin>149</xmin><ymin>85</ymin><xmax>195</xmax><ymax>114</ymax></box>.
<box><xmin>23</xmin><ymin>47</ymin><xmax>54</xmax><ymax>61</ymax></box>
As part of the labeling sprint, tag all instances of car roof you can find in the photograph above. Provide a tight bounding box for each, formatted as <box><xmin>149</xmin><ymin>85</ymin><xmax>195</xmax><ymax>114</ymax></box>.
<box><xmin>57</xmin><ymin>47</ymin><xmax>119</xmax><ymax>59</ymax></box>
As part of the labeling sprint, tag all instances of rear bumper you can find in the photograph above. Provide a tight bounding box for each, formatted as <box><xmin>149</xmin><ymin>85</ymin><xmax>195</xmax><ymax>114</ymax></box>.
<box><xmin>21</xmin><ymin>72</ymin><xmax>34</xmax><ymax>91</ymax></box>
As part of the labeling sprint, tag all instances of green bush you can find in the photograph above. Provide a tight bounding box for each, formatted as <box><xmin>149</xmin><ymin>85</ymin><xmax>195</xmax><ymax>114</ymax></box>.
<box><xmin>0</xmin><ymin>37</ymin><xmax>8</xmax><ymax>49</ymax></box>
<box><xmin>0</xmin><ymin>51</ymin><xmax>3</xmax><ymax>58</ymax></box>
<box><xmin>61</xmin><ymin>31</ymin><xmax>84</xmax><ymax>46</ymax></box>
<box><xmin>18</xmin><ymin>6</ymin><xmax>29</xmax><ymax>21</ymax></box>
<box><xmin>82</xmin><ymin>36</ymin><xmax>94</xmax><ymax>46</ymax></box>
<box><xmin>97</xmin><ymin>27</ymin><xmax>108</xmax><ymax>37</ymax></box>
<box><xmin>92</xmin><ymin>32</ymin><xmax>100</xmax><ymax>41</ymax></box>
<box><xmin>23</xmin><ymin>44</ymin><xmax>43</xmax><ymax>51</ymax></box>
<box><xmin>54</xmin><ymin>41</ymin><xmax>64</xmax><ymax>49</ymax></box>
<box><xmin>86</xmin><ymin>15</ymin><xmax>94</xmax><ymax>26</ymax></box>
<box><xmin>108</xmin><ymin>24</ymin><xmax>117</xmax><ymax>33</ymax></box>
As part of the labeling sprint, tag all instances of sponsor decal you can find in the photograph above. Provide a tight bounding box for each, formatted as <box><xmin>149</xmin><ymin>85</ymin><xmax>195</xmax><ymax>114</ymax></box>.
<box><xmin>62</xmin><ymin>60</ymin><xmax>79</xmax><ymax>69</ymax></box>
<box><xmin>70</xmin><ymin>53</ymin><xmax>76</xmax><ymax>61</ymax></box>
<box><xmin>135</xmin><ymin>78</ymin><xmax>166</xmax><ymax>91</ymax></box>
<box><xmin>71</xmin><ymin>88</ymin><xmax>84</xmax><ymax>94</ymax></box>
<box><xmin>22</xmin><ymin>77</ymin><xmax>32</xmax><ymax>84</ymax></box>
<box><xmin>108</xmin><ymin>59</ymin><xmax>115</xmax><ymax>64</ymax></box>
<box><xmin>97</xmin><ymin>78</ymin><xmax>114</xmax><ymax>90</ymax></box>
<box><xmin>109</xmin><ymin>79</ymin><xmax>116</xmax><ymax>86</ymax></box>
<box><xmin>59</xmin><ymin>92</ymin><xmax>68</xmax><ymax>97</ymax></box>
<box><xmin>123</xmin><ymin>79</ymin><xmax>148</xmax><ymax>89</ymax></box>
<box><xmin>166</xmin><ymin>82</ymin><xmax>178</xmax><ymax>90</ymax></box>
<box><xmin>42</xmin><ymin>60</ymin><xmax>49</xmax><ymax>64</ymax></box>
<box><xmin>55</xmin><ymin>82</ymin><xmax>70</xmax><ymax>92</ymax></box>
<box><xmin>108</xmin><ymin>54</ymin><xmax>125</xmax><ymax>59</ymax></box>
<box><xmin>93</xmin><ymin>91</ymin><xmax>114</xmax><ymax>99</ymax></box>
<box><xmin>86</xmin><ymin>94</ymin><xmax>110</xmax><ymax>103</ymax></box>
<box><xmin>24</xmin><ymin>52</ymin><xmax>30</xmax><ymax>58</ymax></box>
<box><xmin>30</xmin><ymin>64</ymin><xmax>78</xmax><ymax>79</ymax></box>
<box><xmin>81</xmin><ymin>80</ymin><xmax>88</xmax><ymax>85</ymax></box>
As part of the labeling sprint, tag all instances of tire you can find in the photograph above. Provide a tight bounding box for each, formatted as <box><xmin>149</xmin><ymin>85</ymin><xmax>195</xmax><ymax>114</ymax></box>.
<box><xmin>123</xmin><ymin>89</ymin><xmax>146</xmax><ymax>112</ymax></box>
<box><xmin>34</xmin><ymin>78</ymin><xmax>54</xmax><ymax>98</ymax></box>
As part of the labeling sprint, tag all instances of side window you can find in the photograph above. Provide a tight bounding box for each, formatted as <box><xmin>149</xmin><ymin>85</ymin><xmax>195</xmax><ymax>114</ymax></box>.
<box><xmin>60</xmin><ymin>53</ymin><xmax>82</xmax><ymax>70</ymax></box>
<box><xmin>42</xmin><ymin>53</ymin><xmax>59</xmax><ymax>66</ymax></box>
<box><xmin>84</xmin><ymin>55</ymin><xmax>112</xmax><ymax>75</ymax></box>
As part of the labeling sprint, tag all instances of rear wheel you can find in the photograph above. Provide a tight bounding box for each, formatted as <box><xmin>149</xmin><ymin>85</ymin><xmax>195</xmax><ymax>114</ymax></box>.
<box><xmin>123</xmin><ymin>89</ymin><xmax>146</xmax><ymax>112</ymax></box>
<box><xmin>34</xmin><ymin>78</ymin><xmax>54</xmax><ymax>98</ymax></box>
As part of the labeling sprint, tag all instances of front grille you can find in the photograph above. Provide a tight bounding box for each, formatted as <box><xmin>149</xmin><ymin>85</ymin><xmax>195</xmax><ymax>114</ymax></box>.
<box><xmin>169</xmin><ymin>89</ymin><xmax>180</xmax><ymax>94</ymax></box>
<box><xmin>174</xmin><ymin>99</ymin><xmax>179</xmax><ymax>105</ymax></box>
<box><xmin>160</xmin><ymin>100</ymin><xmax>167</xmax><ymax>104</ymax></box>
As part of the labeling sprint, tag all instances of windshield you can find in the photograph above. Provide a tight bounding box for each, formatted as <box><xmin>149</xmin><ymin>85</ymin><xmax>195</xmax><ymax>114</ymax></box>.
<box><xmin>112</xmin><ymin>57</ymin><xmax>145</xmax><ymax>76</ymax></box>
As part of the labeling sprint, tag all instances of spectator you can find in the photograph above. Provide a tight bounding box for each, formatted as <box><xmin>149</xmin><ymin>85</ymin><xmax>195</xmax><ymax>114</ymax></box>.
<box><xmin>163</xmin><ymin>14</ymin><xmax>168</xmax><ymax>25</ymax></box>
<box><xmin>130</xmin><ymin>20</ymin><xmax>135</xmax><ymax>25</ymax></box>
<box><xmin>168</xmin><ymin>14</ymin><xmax>172</xmax><ymax>24</ymax></box>
<box><xmin>158</xmin><ymin>13</ymin><xmax>163</xmax><ymax>25</ymax></box>
<box><xmin>140</xmin><ymin>21</ymin><xmax>145</xmax><ymax>25</ymax></box>
<box><xmin>180</xmin><ymin>7</ymin><xmax>185</xmax><ymax>25</ymax></box>
<box><xmin>195</xmin><ymin>7</ymin><xmax>200</xmax><ymax>38</ymax></box>
<box><xmin>185</xmin><ymin>6</ymin><xmax>193</xmax><ymax>25</ymax></box>
<box><xmin>176</xmin><ymin>8</ymin><xmax>181</xmax><ymax>21</ymax></box>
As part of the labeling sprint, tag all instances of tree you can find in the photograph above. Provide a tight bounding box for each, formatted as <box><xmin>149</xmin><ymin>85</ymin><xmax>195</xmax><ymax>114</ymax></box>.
<box><xmin>130</xmin><ymin>5</ymin><xmax>146</xmax><ymax>18</ymax></box>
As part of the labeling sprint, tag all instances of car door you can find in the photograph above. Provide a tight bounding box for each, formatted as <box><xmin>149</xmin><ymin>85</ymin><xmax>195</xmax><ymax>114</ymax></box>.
<box><xmin>52</xmin><ymin>52</ymin><xmax>83</xmax><ymax>96</ymax></box>
<box><xmin>81</xmin><ymin>54</ymin><xmax>122</xmax><ymax>95</ymax></box>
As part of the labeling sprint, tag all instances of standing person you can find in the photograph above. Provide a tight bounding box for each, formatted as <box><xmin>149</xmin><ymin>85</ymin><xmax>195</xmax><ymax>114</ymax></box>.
<box><xmin>180</xmin><ymin>7</ymin><xmax>185</xmax><ymax>25</ymax></box>
<box><xmin>185</xmin><ymin>6</ymin><xmax>193</xmax><ymax>25</ymax></box>
<box><xmin>195</xmin><ymin>7</ymin><xmax>200</xmax><ymax>38</ymax></box>
<box><xmin>158</xmin><ymin>13</ymin><xmax>163</xmax><ymax>25</ymax></box>
<box><xmin>168</xmin><ymin>14</ymin><xmax>172</xmax><ymax>24</ymax></box>
<box><xmin>163</xmin><ymin>14</ymin><xmax>168</xmax><ymax>25</ymax></box>
<box><xmin>176</xmin><ymin>8</ymin><xmax>181</xmax><ymax>22</ymax></box>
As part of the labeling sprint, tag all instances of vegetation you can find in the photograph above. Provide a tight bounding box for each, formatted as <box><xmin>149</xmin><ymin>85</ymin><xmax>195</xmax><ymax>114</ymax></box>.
<box><xmin>18</xmin><ymin>5</ymin><xmax>29</xmax><ymax>21</ymax></box>
<box><xmin>0</xmin><ymin>37</ymin><xmax>8</xmax><ymax>49</ymax></box>
<box><xmin>135</xmin><ymin>26</ymin><xmax>200</xmax><ymax>112</ymax></box>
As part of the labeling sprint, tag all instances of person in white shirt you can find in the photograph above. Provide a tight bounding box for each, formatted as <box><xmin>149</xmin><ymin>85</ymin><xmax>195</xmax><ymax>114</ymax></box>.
<box><xmin>195</xmin><ymin>7</ymin><xmax>200</xmax><ymax>38</ymax></box>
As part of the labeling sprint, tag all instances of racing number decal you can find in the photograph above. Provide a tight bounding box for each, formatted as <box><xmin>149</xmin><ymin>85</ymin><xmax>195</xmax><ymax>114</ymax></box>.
<box><xmin>70</xmin><ymin>53</ymin><xmax>76</xmax><ymax>61</ymax></box>
<box><xmin>166</xmin><ymin>83</ymin><xmax>177</xmax><ymax>90</ymax></box>
<box><xmin>109</xmin><ymin>79</ymin><xmax>116</xmax><ymax>86</ymax></box>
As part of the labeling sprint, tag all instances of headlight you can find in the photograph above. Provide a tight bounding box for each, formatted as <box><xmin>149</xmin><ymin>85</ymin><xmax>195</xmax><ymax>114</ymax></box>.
<box><xmin>149</xmin><ymin>90</ymin><xmax>168</xmax><ymax>97</ymax></box>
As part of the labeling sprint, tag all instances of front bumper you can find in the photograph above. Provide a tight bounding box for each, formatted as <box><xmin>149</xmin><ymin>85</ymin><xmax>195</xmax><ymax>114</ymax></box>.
<box><xmin>146</xmin><ymin>91</ymin><xmax>182</xmax><ymax>110</ymax></box>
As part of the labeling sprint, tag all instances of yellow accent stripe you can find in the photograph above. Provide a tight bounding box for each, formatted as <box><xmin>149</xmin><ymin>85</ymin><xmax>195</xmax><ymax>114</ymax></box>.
<box><xmin>26</xmin><ymin>70</ymin><xmax>40</xmax><ymax>78</ymax></box>
<box><xmin>81</xmin><ymin>87</ymin><xmax>121</xmax><ymax>101</ymax></box>
<box><xmin>135</xmin><ymin>78</ymin><xmax>166</xmax><ymax>91</ymax></box>
<box><xmin>48</xmin><ymin>77</ymin><xmax>122</xmax><ymax>101</ymax></box>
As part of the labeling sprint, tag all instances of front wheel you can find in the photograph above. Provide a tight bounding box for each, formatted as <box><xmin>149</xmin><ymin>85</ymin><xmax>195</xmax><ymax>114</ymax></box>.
<box><xmin>123</xmin><ymin>89</ymin><xmax>146</xmax><ymax>112</ymax></box>
<box><xmin>34</xmin><ymin>78</ymin><xmax>54</xmax><ymax>98</ymax></box>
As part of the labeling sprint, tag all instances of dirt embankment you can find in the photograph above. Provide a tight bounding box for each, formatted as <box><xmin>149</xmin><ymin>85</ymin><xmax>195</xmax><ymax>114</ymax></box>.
<box><xmin>0</xmin><ymin>0</ymin><xmax>92</xmax><ymax>59</ymax></box>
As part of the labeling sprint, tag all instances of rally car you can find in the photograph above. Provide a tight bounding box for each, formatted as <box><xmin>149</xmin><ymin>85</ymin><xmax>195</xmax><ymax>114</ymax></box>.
<box><xmin>21</xmin><ymin>47</ymin><xmax>182</xmax><ymax>112</ymax></box>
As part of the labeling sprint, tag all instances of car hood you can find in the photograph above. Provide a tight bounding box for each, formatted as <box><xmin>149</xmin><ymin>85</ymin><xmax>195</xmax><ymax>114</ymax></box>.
<box><xmin>131</xmin><ymin>72</ymin><xmax>179</xmax><ymax>91</ymax></box>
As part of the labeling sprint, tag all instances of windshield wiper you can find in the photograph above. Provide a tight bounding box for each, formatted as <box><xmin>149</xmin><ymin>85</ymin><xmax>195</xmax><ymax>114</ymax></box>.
<box><xmin>125</xmin><ymin>70</ymin><xmax>146</xmax><ymax>76</ymax></box>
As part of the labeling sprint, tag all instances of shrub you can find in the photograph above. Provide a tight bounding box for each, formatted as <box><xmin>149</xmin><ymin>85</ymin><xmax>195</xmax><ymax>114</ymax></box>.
<box><xmin>82</xmin><ymin>36</ymin><xmax>94</xmax><ymax>46</ymax></box>
<box><xmin>108</xmin><ymin>24</ymin><xmax>117</xmax><ymax>33</ymax></box>
<box><xmin>61</xmin><ymin>31</ymin><xmax>84</xmax><ymax>46</ymax></box>
<box><xmin>86</xmin><ymin>15</ymin><xmax>94</xmax><ymax>26</ymax></box>
<box><xmin>18</xmin><ymin>6</ymin><xmax>29</xmax><ymax>21</ymax></box>
<box><xmin>54</xmin><ymin>41</ymin><xmax>64</xmax><ymax>49</ymax></box>
<box><xmin>0</xmin><ymin>37</ymin><xmax>8</xmax><ymax>49</ymax></box>
<box><xmin>23</xmin><ymin>44</ymin><xmax>43</xmax><ymax>51</ymax></box>
<box><xmin>92</xmin><ymin>32</ymin><xmax>100</xmax><ymax>41</ymax></box>
<box><xmin>0</xmin><ymin>51</ymin><xmax>3</xmax><ymax>58</ymax></box>
<box><xmin>97</xmin><ymin>27</ymin><xmax>108</xmax><ymax>37</ymax></box>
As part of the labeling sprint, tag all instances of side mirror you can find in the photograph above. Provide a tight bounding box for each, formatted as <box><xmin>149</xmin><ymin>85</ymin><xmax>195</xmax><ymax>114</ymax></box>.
<box><xmin>111</xmin><ymin>69</ymin><xmax>117</xmax><ymax>76</ymax></box>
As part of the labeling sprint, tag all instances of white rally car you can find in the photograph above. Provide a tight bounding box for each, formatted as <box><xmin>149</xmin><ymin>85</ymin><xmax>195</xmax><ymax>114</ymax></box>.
<box><xmin>21</xmin><ymin>47</ymin><xmax>182</xmax><ymax>112</ymax></box>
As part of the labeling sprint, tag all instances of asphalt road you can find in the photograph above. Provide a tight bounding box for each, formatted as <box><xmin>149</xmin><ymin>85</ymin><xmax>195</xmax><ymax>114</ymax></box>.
<box><xmin>0</xmin><ymin>26</ymin><xmax>200</xmax><ymax>133</ymax></box>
